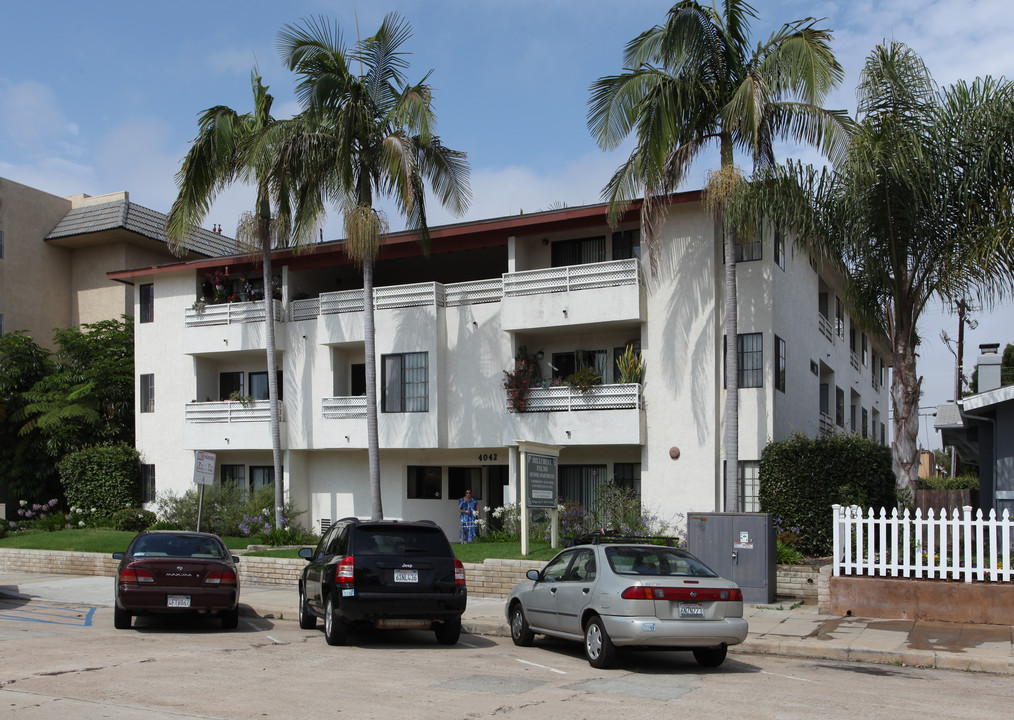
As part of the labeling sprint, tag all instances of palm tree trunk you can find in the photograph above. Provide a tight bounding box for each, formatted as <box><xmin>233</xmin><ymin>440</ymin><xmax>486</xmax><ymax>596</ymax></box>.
<box><xmin>724</xmin><ymin>225</ymin><xmax>739</xmax><ymax>512</ymax></box>
<box><xmin>891</xmin><ymin>335</ymin><xmax>921</xmax><ymax>498</ymax></box>
<box><xmin>364</xmin><ymin>253</ymin><xmax>383</xmax><ymax>520</ymax></box>
<box><xmin>259</xmin><ymin>203</ymin><xmax>284</xmax><ymax>530</ymax></box>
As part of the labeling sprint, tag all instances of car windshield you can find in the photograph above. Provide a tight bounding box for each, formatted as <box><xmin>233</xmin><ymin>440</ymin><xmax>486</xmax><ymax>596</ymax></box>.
<box><xmin>356</xmin><ymin>527</ymin><xmax>449</xmax><ymax>556</ymax></box>
<box><xmin>605</xmin><ymin>547</ymin><xmax>717</xmax><ymax>577</ymax></box>
<box><xmin>130</xmin><ymin>534</ymin><xmax>226</xmax><ymax>559</ymax></box>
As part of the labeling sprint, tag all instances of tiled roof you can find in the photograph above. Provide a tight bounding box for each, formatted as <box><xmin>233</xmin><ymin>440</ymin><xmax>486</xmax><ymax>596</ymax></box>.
<box><xmin>46</xmin><ymin>199</ymin><xmax>238</xmax><ymax>257</ymax></box>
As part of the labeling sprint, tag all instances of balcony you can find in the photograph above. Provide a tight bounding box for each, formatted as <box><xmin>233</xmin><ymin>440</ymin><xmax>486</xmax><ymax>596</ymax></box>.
<box><xmin>182</xmin><ymin>400</ymin><xmax>286</xmax><ymax>451</ymax></box>
<box><xmin>183</xmin><ymin>300</ymin><xmax>286</xmax><ymax>356</ymax></box>
<box><xmin>501</xmin><ymin>259</ymin><xmax>643</xmax><ymax>332</ymax></box>
<box><xmin>818</xmin><ymin>313</ymin><xmax>833</xmax><ymax>342</ymax></box>
<box><xmin>501</xmin><ymin>383</ymin><xmax>644</xmax><ymax>446</ymax></box>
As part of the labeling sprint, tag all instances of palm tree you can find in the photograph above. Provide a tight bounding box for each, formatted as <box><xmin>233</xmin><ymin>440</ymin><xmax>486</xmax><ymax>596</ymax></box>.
<box><xmin>725</xmin><ymin>42</ymin><xmax>1014</xmax><ymax>495</ymax></box>
<box><xmin>277</xmin><ymin>13</ymin><xmax>471</xmax><ymax>520</ymax></box>
<box><xmin>588</xmin><ymin>0</ymin><xmax>851</xmax><ymax>511</ymax></box>
<box><xmin>167</xmin><ymin>72</ymin><xmax>295</xmax><ymax>530</ymax></box>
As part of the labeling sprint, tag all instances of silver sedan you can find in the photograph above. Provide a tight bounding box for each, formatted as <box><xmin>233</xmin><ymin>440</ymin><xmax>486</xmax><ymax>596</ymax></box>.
<box><xmin>505</xmin><ymin>538</ymin><xmax>748</xmax><ymax>668</ymax></box>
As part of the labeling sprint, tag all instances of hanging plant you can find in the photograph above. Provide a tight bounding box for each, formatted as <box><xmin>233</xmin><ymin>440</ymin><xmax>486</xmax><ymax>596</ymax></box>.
<box><xmin>503</xmin><ymin>345</ymin><xmax>542</xmax><ymax>412</ymax></box>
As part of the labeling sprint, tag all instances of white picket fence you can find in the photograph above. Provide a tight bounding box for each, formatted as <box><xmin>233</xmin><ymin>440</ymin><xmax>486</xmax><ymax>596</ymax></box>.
<box><xmin>832</xmin><ymin>504</ymin><xmax>1013</xmax><ymax>583</ymax></box>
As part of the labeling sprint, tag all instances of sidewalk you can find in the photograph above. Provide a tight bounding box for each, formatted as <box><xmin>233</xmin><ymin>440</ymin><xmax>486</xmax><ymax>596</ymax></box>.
<box><xmin>2</xmin><ymin>571</ymin><xmax>1012</xmax><ymax>675</ymax></box>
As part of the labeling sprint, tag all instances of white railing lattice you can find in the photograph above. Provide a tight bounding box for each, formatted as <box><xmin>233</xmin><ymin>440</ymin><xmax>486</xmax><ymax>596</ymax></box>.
<box><xmin>502</xmin><ymin>259</ymin><xmax>639</xmax><ymax>297</ymax></box>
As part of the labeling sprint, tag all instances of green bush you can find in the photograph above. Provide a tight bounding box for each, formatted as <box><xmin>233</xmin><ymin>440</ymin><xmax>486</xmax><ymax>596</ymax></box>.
<box><xmin>154</xmin><ymin>485</ymin><xmax>305</xmax><ymax>539</ymax></box>
<box><xmin>760</xmin><ymin>432</ymin><xmax>896</xmax><ymax>557</ymax></box>
<box><xmin>917</xmin><ymin>474</ymin><xmax>980</xmax><ymax>490</ymax></box>
<box><xmin>58</xmin><ymin>444</ymin><xmax>140</xmax><ymax>519</ymax></box>
<box><xmin>111</xmin><ymin>508</ymin><xmax>157</xmax><ymax>532</ymax></box>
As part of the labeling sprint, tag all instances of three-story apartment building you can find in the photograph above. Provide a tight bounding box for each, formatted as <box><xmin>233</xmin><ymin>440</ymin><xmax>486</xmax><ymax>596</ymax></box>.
<box><xmin>111</xmin><ymin>191</ymin><xmax>891</xmax><ymax>539</ymax></box>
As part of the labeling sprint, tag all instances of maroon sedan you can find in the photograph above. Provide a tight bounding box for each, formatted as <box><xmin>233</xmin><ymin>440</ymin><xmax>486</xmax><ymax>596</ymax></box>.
<box><xmin>113</xmin><ymin>531</ymin><xmax>241</xmax><ymax>629</ymax></box>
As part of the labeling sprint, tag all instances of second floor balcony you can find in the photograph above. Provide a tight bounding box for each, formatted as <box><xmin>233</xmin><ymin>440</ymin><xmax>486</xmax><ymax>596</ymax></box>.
<box><xmin>182</xmin><ymin>400</ymin><xmax>286</xmax><ymax>451</ymax></box>
<box><xmin>502</xmin><ymin>383</ymin><xmax>644</xmax><ymax>446</ymax></box>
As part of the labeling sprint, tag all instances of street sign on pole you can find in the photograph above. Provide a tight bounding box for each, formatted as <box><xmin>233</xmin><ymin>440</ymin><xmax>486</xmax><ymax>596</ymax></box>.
<box><xmin>194</xmin><ymin>451</ymin><xmax>216</xmax><ymax>486</ymax></box>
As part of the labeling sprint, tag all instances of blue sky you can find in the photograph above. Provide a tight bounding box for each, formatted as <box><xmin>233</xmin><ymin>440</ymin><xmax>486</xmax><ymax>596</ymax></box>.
<box><xmin>2</xmin><ymin>0</ymin><xmax>1012</xmax><ymax>444</ymax></box>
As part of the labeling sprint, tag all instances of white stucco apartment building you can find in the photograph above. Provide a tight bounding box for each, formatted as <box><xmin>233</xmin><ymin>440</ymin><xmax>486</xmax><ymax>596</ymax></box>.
<box><xmin>110</xmin><ymin>192</ymin><xmax>891</xmax><ymax>539</ymax></box>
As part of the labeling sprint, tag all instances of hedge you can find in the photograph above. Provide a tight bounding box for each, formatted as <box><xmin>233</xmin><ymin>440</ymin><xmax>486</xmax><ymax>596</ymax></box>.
<box><xmin>759</xmin><ymin>432</ymin><xmax>896</xmax><ymax>556</ymax></box>
<box><xmin>58</xmin><ymin>443</ymin><xmax>141</xmax><ymax>519</ymax></box>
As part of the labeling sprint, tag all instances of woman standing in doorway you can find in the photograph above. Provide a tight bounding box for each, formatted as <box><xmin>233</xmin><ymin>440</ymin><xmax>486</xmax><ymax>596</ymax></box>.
<box><xmin>458</xmin><ymin>489</ymin><xmax>479</xmax><ymax>543</ymax></box>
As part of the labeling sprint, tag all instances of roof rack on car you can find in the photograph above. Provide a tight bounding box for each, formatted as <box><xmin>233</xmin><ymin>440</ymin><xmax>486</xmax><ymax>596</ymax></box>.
<box><xmin>566</xmin><ymin>531</ymin><xmax>679</xmax><ymax>547</ymax></box>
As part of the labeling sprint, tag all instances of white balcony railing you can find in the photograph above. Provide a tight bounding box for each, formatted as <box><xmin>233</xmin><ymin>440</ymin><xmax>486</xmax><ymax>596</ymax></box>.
<box><xmin>817</xmin><ymin>313</ymin><xmax>833</xmax><ymax>342</ymax></box>
<box><xmin>507</xmin><ymin>383</ymin><xmax>642</xmax><ymax>413</ymax></box>
<box><xmin>445</xmin><ymin>278</ymin><xmax>503</xmax><ymax>306</ymax></box>
<box><xmin>185</xmin><ymin>300</ymin><xmax>283</xmax><ymax>328</ymax></box>
<box><xmin>322</xmin><ymin>396</ymin><xmax>367</xmax><ymax>420</ymax></box>
<box><xmin>375</xmin><ymin>282</ymin><xmax>445</xmax><ymax>310</ymax></box>
<box><xmin>502</xmin><ymin>259</ymin><xmax>639</xmax><ymax>297</ymax></box>
<box><xmin>290</xmin><ymin>297</ymin><xmax>320</xmax><ymax>322</ymax></box>
<box><xmin>184</xmin><ymin>400</ymin><xmax>282</xmax><ymax>423</ymax></box>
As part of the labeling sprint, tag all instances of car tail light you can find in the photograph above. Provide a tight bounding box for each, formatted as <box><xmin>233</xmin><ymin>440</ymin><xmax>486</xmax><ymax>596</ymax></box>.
<box><xmin>205</xmin><ymin>569</ymin><xmax>237</xmax><ymax>585</ymax></box>
<box><xmin>621</xmin><ymin>586</ymin><xmax>743</xmax><ymax>602</ymax></box>
<box><xmin>119</xmin><ymin>566</ymin><xmax>155</xmax><ymax>584</ymax></box>
<box><xmin>453</xmin><ymin>558</ymin><xmax>466</xmax><ymax>586</ymax></box>
<box><xmin>336</xmin><ymin>555</ymin><xmax>355</xmax><ymax>585</ymax></box>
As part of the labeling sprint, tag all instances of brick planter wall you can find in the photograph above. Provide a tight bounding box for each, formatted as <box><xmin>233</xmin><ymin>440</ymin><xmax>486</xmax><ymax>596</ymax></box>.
<box><xmin>0</xmin><ymin>548</ymin><xmax>119</xmax><ymax>576</ymax></box>
<box><xmin>776</xmin><ymin>564</ymin><xmax>821</xmax><ymax>600</ymax></box>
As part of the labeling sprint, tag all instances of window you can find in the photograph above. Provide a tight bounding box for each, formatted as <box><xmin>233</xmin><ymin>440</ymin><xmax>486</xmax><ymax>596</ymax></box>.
<box><xmin>408</xmin><ymin>466</ymin><xmax>442</xmax><ymax>499</ymax></box>
<box><xmin>140</xmin><ymin>373</ymin><xmax>154</xmax><ymax>413</ymax></box>
<box><xmin>220</xmin><ymin>371</ymin><xmax>244</xmax><ymax>400</ymax></box>
<box><xmin>140</xmin><ymin>464</ymin><xmax>156</xmax><ymax>504</ymax></box>
<box><xmin>850</xmin><ymin>328</ymin><xmax>857</xmax><ymax>354</ymax></box>
<box><xmin>818</xmin><ymin>292</ymin><xmax>829</xmax><ymax>320</ymax></box>
<box><xmin>612</xmin><ymin>229</ymin><xmax>640</xmax><ymax>260</ymax></box>
<box><xmin>552</xmin><ymin>349</ymin><xmax>606</xmax><ymax>383</ymax></box>
<box><xmin>350</xmin><ymin>363</ymin><xmax>366</xmax><ymax>396</ymax></box>
<box><xmin>850</xmin><ymin>401</ymin><xmax>858</xmax><ymax>433</ymax></box>
<box><xmin>880</xmin><ymin>424</ymin><xmax>886</xmax><ymax>445</ymax></box>
<box><xmin>448</xmin><ymin>467</ymin><xmax>481</xmax><ymax>501</ymax></box>
<box><xmin>382</xmin><ymin>352</ymin><xmax>428</xmax><ymax>412</ymax></box>
<box><xmin>819</xmin><ymin>383</ymin><xmax>830</xmax><ymax>415</ymax></box>
<box><xmin>773</xmin><ymin>229</ymin><xmax>784</xmax><ymax>269</ymax></box>
<box><xmin>734</xmin><ymin>230</ymin><xmax>762</xmax><ymax>262</ymax></box>
<box><xmin>551</xmin><ymin>235</ymin><xmax>605</xmax><ymax>267</ymax></box>
<box><xmin>250</xmin><ymin>466</ymin><xmax>276</xmax><ymax>493</ymax></box>
<box><xmin>221</xmin><ymin>464</ymin><xmax>246</xmax><ymax>490</ymax></box>
<box><xmin>559</xmin><ymin>465</ymin><xmax>607</xmax><ymax>512</ymax></box>
<box><xmin>0</xmin><ymin>313</ymin><xmax>4</xmax><ymax>337</ymax></box>
<box><xmin>738</xmin><ymin>333</ymin><xmax>763</xmax><ymax>388</ymax></box>
<box><xmin>835</xmin><ymin>297</ymin><xmax>845</xmax><ymax>339</ymax></box>
<box><xmin>862</xmin><ymin>408</ymin><xmax>869</xmax><ymax>438</ymax></box>
<box><xmin>740</xmin><ymin>461</ymin><xmax>761</xmax><ymax>512</ymax></box>
<box><xmin>861</xmin><ymin>333</ymin><xmax>869</xmax><ymax>366</ymax></box>
<box><xmin>835</xmin><ymin>386</ymin><xmax>845</xmax><ymax>427</ymax></box>
<box><xmin>879</xmin><ymin>358</ymin><xmax>886</xmax><ymax>388</ymax></box>
<box><xmin>613</xmin><ymin>342</ymin><xmax>641</xmax><ymax>384</ymax></box>
<box><xmin>775</xmin><ymin>336</ymin><xmax>786</xmax><ymax>392</ymax></box>
<box><xmin>613</xmin><ymin>462</ymin><xmax>641</xmax><ymax>498</ymax></box>
<box><xmin>139</xmin><ymin>283</ymin><xmax>154</xmax><ymax>323</ymax></box>
<box><xmin>250</xmin><ymin>371</ymin><xmax>283</xmax><ymax>401</ymax></box>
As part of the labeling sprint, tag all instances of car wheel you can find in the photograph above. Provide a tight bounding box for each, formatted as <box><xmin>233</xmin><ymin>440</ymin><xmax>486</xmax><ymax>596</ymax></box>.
<box><xmin>298</xmin><ymin>587</ymin><xmax>317</xmax><ymax>630</ymax></box>
<box><xmin>434</xmin><ymin>615</ymin><xmax>462</xmax><ymax>645</ymax></box>
<box><xmin>584</xmin><ymin>615</ymin><xmax>617</xmax><ymax>668</ymax></box>
<box><xmin>693</xmin><ymin>645</ymin><xmax>728</xmax><ymax>668</ymax></box>
<box><xmin>510</xmin><ymin>603</ymin><xmax>535</xmax><ymax>647</ymax></box>
<box><xmin>221</xmin><ymin>607</ymin><xmax>240</xmax><ymax>630</ymax></box>
<box><xmin>324</xmin><ymin>595</ymin><xmax>349</xmax><ymax>646</ymax></box>
<box><xmin>113</xmin><ymin>605</ymin><xmax>132</xmax><ymax>630</ymax></box>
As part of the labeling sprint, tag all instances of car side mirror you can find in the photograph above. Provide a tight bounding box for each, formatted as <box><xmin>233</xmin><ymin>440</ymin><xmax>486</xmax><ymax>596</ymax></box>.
<box><xmin>112</xmin><ymin>552</ymin><xmax>124</xmax><ymax>560</ymax></box>
<box><xmin>232</xmin><ymin>556</ymin><xmax>241</xmax><ymax>563</ymax></box>
<box><xmin>526</xmin><ymin>569</ymin><xmax>541</xmax><ymax>582</ymax></box>
<box><xmin>298</xmin><ymin>547</ymin><xmax>314</xmax><ymax>561</ymax></box>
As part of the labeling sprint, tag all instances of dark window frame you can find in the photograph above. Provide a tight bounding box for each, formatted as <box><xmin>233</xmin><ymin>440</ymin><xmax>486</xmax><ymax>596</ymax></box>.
<box><xmin>382</xmin><ymin>351</ymin><xmax>429</xmax><ymax>413</ymax></box>
<box><xmin>738</xmin><ymin>333</ymin><xmax>763</xmax><ymax>388</ymax></box>
<box><xmin>775</xmin><ymin>335</ymin><xmax>786</xmax><ymax>393</ymax></box>
<box><xmin>140</xmin><ymin>373</ymin><xmax>154</xmax><ymax>413</ymax></box>
<box><xmin>139</xmin><ymin>283</ymin><xmax>154</xmax><ymax>323</ymax></box>
<box><xmin>407</xmin><ymin>465</ymin><xmax>442</xmax><ymax>499</ymax></box>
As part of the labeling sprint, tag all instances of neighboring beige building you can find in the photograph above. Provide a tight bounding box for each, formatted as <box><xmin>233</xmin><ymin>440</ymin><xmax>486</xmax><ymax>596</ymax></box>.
<box><xmin>0</xmin><ymin>176</ymin><xmax>235</xmax><ymax>349</ymax></box>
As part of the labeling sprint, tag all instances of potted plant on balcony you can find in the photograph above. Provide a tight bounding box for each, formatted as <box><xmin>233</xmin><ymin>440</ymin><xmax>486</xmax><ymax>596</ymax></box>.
<box><xmin>565</xmin><ymin>366</ymin><xmax>601</xmax><ymax>393</ymax></box>
<box><xmin>503</xmin><ymin>345</ymin><xmax>542</xmax><ymax>412</ymax></box>
<box><xmin>616</xmin><ymin>343</ymin><xmax>645</xmax><ymax>384</ymax></box>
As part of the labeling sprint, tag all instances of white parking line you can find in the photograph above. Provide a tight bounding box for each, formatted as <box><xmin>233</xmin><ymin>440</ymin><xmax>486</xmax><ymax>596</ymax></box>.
<box><xmin>760</xmin><ymin>670</ymin><xmax>817</xmax><ymax>683</ymax></box>
<box><xmin>458</xmin><ymin>641</ymin><xmax>479</xmax><ymax>648</ymax></box>
<box><xmin>516</xmin><ymin>658</ymin><xmax>567</xmax><ymax>674</ymax></box>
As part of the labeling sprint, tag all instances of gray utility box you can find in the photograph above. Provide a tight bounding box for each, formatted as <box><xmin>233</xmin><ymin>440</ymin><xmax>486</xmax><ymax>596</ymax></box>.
<box><xmin>687</xmin><ymin>513</ymin><xmax>776</xmax><ymax>604</ymax></box>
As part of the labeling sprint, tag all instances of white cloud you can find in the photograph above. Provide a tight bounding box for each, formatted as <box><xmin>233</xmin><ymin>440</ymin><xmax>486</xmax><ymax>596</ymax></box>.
<box><xmin>1</xmin><ymin>81</ymin><xmax>81</xmax><ymax>152</ymax></box>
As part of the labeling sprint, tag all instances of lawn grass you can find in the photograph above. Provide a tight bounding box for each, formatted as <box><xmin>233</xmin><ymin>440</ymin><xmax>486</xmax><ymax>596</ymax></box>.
<box><xmin>0</xmin><ymin>529</ymin><xmax>250</xmax><ymax>554</ymax></box>
<box><xmin>1</xmin><ymin>529</ymin><xmax>561</xmax><ymax>563</ymax></box>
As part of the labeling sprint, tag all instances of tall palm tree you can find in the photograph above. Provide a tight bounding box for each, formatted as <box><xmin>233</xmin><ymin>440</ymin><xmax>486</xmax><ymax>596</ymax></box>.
<box><xmin>725</xmin><ymin>42</ymin><xmax>1014</xmax><ymax>495</ymax></box>
<box><xmin>167</xmin><ymin>72</ymin><xmax>295</xmax><ymax>530</ymax></box>
<box><xmin>588</xmin><ymin>0</ymin><xmax>851</xmax><ymax>511</ymax></box>
<box><xmin>277</xmin><ymin>13</ymin><xmax>470</xmax><ymax>520</ymax></box>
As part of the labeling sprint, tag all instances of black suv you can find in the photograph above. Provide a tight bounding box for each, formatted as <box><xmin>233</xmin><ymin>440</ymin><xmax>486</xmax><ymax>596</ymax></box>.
<box><xmin>297</xmin><ymin>518</ymin><xmax>467</xmax><ymax>646</ymax></box>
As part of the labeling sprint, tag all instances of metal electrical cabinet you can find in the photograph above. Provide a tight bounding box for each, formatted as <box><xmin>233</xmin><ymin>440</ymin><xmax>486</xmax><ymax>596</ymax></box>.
<box><xmin>687</xmin><ymin>513</ymin><xmax>776</xmax><ymax>603</ymax></box>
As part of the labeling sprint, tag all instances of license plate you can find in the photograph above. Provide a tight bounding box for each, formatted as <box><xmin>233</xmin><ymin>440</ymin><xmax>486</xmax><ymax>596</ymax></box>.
<box><xmin>167</xmin><ymin>595</ymin><xmax>191</xmax><ymax>608</ymax></box>
<box><xmin>679</xmin><ymin>602</ymin><xmax>704</xmax><ymax>618</ymax></box>
<box><xmin>394</xmin><ymin>570</ymin><xmax>418</xmax><ymax>583</ymax></box>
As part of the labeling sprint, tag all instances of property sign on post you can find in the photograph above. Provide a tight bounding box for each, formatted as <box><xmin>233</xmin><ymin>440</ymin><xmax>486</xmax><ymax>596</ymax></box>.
<box><xmin>525</xmin><ymin>453</ymin><xmax>558</xmax><ymax>508</ymax></box>
<box><xmin>194</xmin><ymin>451</ymin><xmax>216</xmax><ymax>486</ymax></box>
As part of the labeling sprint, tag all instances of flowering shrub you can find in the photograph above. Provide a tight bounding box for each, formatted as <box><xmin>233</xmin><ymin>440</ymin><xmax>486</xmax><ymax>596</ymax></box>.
<box><xmin>238</xmin><ymin>507</ymin><xmax>307</xmax><ymax>545</ymax></box>
<box><xmin>111</xmin><ymin>508</ymin><xmax>157</xmax><ymax>532</ymax></box>
<box><xmin>11</xmin><ymin>499</ymin><xmax>65</xmax><ymax>532</ymax></box>
<box><xmin>503</xmin><ymin>346</ymin><xmax>542</xmax><ymax>413</ymax></box>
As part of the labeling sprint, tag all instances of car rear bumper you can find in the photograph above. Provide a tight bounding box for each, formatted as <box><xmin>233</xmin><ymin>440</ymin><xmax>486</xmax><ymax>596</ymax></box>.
<box><xmin>117</xmin><ymin>584</ymin><xmax>238</xmax><ymax>614</ymax></box>
<box><xmin>601</xmin><ymin>615</ymin><xmax>749</xmax><ymax>648</ymax></box>
<box><xmin>335</xmin><ymin>590</ymin><xmax>466</xmax><ymax>623</ymax></box>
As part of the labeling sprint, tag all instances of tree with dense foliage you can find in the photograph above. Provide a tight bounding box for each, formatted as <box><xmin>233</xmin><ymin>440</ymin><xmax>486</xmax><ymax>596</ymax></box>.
<box><xmin>276</xmin><ymin>13</ymin><xmax>471</xmax><ymax>519</ymax></box>
<box><xmin>167</xmin><ymin>72</ymin><xmax>299</xmax><ymax>530</ymax></box>
<box><xmin>726</xmin><ymin>42</ymin><xmax>1014</xmax><ymax>496</ymax></box>
<box><xmin>587</xmin><ymin>0</ymin><xmax>851</xmax><ymax>511</ymax></box>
